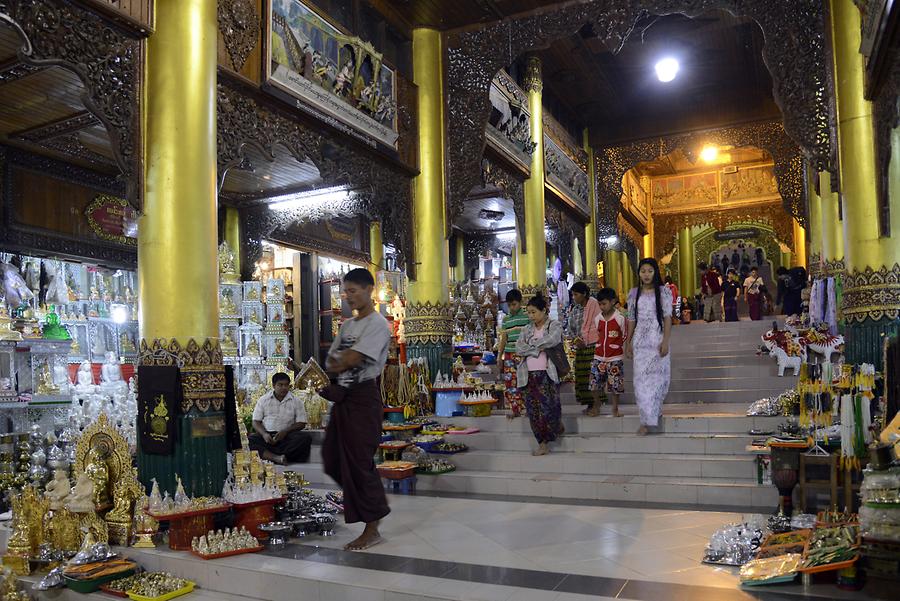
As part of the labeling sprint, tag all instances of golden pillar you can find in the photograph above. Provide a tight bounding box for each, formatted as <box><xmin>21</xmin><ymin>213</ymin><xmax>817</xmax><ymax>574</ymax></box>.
<box><xmin>677</xmin><ymin>227</ymin><xmax>696</xmax><ymax>297</ymax></box>
<box><xmin>582</xmin><ymin>129</ymin><xmax>598</xmax><ymax>290</ymax></box>
<box><xmin>516</xmin><ymin>55</ymin><xmax>547</xmax><ymax>296</ymax></box>
<box><xmin>453</xmin><ymin>235</ymin><xmax>465</xmax><ymax>282</ymax></box>
<box><xmin>807</xmin><ymin>171</ymin><xmax>824</xmax><ymax>274</ymax></box>
<box><xmin>819</xmin><ymin>172</ymin><xmax>845</xmax><ymax>268</ymax></box>
<box><xmin>369</xmin><ymin>221</ymin><xmax>383</xmax><ymax>278</ymax></box>
<box><xmin>224</xmin><ymin>206</ymin><xmax>241</xmax><ymax>277</ymax></box>
<box><xmin>792</xmin><ymin>219</ymin><xmax>807</xmax><ymax>268</ymax></box>
<box><xmin>406</xmin><ymin>28</ymin><xmax>452</xmax><ymax>374</ymax></box>
<box><xmin>604</xmin><ymin>250</ymin><xmax>620</xmax><ymax>299</ymax></box>
<box><xmin>830</xmin><ymin>0</ymin><xmax>900</xmax><ymax>365</ymax></box>
<box><xmin>138</xmin><ymin>0</ymin><xmax>226</xmax><ymax>497</ymax></box>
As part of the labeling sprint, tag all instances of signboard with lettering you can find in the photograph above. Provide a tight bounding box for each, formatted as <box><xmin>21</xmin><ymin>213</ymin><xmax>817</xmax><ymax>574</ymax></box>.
<box><xmin>714</xmin><ymin>228</ymin><xmax>759</xmax><ymax>241</ymax></box>
<box><xmin>85</xmin><ymin>195</ymin><xmax>138</xmax><ymax>245</ymax></box>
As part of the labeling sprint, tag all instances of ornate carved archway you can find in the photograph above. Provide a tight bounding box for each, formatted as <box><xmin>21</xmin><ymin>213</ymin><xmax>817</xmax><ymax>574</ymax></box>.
<box><xmin>216</xmin><ymin>84</ymin><xmax>415</xmax><ymax>278</ymax></box>
<box><xmin>445</xmin><ymin>0</ymin><xmax>835</xmax><ymax>242</ymax></box>
<box><xmin>1</xmin><ymin>1</ymin><xmax>143</xmax><ymax>209</ymax></box>
<box><xmin>599</xmin><ymin>120</ymin><xmax>804</xmax><ymax>243</ymax></box>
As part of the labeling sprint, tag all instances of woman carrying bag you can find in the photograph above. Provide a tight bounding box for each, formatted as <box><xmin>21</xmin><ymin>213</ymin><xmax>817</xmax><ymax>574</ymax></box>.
<box><xmin>516</xmin><ymin>294</ymin><xmax>567</xmax><ymax>456</ymax></box>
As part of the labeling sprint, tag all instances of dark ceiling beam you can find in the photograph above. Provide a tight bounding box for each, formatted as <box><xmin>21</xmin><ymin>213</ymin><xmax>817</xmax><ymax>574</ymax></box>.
<box><xmin>12</xmin><ymin>111</ymin><xmax>101</xmax><ymax>142</ymax></box>
<box><xmin>363</xmin><ymin>0</ymin><xmax>414</xmax><ymax>36</ymax></box>
<box><xmin>0</xmin><ymin>57</ymin><xmax>42</xmax><ymax>84</ymax></box>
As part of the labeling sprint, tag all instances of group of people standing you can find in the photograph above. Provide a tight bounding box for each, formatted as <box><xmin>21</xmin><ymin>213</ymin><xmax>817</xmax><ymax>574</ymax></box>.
<box><xmin>498</xmin><ymin>258</ymin><xmax>674</xmax><ymax>453</ymax></box>
<box><xmin>699</xmin><ymin>262</ymin><xmax>768</xmax><ymax>321</ymax></box>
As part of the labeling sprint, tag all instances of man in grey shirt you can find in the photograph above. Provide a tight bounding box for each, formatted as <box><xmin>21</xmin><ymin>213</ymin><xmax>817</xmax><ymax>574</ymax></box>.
<box><xmin>323</xmin><ymin>268</ymin><xmax>391</xmax><ymax>550</ymax></box>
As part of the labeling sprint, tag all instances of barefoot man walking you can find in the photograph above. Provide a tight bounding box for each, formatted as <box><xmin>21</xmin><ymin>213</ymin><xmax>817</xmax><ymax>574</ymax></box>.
<box><xmin>323</xmin><ymin>268</ymin><xmax>391</xmax><ymax>550</ymax></box>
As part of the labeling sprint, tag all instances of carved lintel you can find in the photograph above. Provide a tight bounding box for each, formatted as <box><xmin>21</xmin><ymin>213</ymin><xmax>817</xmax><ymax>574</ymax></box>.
<box><xmin>217</xmin><ymin>83</ymin><xmax>414</xmax><ymax>276</ymax></box>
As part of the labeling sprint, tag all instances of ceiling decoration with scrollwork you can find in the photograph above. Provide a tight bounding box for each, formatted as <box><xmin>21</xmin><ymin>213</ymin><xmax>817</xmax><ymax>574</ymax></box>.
<box><xmin>480</xmin><ymin>156</ymin><xmax>525</xmax><ymax>252</ymax></box>
<box><xmin>444</xmin><ymin>0</ymin><xmax>835</xmax><ymax>240</ymax></box>
<box><xmin>598</xmin><ymin>120</ymin><xmax>803</xmax><ymax>242</ymax></box>
<box><xmin>216</xmin><ymin>83</ymin><xmax>414</xmax><ymax>278</ymax></box>
<box><xmin>1</xmin><ymin>0</ymin><xmax>143</xmax><ymax>210</ymax></box>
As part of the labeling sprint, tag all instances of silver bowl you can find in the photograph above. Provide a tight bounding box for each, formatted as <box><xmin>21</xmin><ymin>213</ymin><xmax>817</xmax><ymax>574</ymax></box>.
<box><xmin>258</xmin><ymin>521</ymin><xmax>292</xmax><ymax>546</ymax></box>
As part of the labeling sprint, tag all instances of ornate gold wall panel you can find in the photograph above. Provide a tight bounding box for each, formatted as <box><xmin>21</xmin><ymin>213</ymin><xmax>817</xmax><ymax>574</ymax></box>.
<box><xmin>139</xmin><ymin>338</ymin><xmax>226</xmax><ymax>414</ymax></box>
<box><xmin>842</xmin><ymin>264</ymin><xmax>900</xmax><ymax>323</ymax></box>
<box><xmin>404</xmin><ymin>301</ymin><xmax>454</xmax><ymax>345</ymax></box>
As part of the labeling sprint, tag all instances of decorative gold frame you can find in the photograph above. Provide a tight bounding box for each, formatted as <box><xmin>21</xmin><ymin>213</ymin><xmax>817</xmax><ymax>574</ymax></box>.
<box><xmin>84</xmin><ymin>194</ymin><xmax>137</xmax><ymax>246</ymax></box>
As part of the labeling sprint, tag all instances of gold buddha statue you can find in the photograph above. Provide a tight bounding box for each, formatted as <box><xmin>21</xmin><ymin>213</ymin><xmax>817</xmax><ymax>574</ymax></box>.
<box><xmin>220</xmin><ymin>290</ymin><xmax>237</xmax><ymax>316</ymax></box>
<box><xmin>120</xmin><ymin>332</ymin><xmax>136</xmax><ymax>353</ymax></box>
<box><xmin>274</xmin><ymin>339</ymin><xmax>285</xmax><ymax>356</ymax></box>
<box><xmin>218</xmin><ymin>242</ymin><xmax>241</xmax><ymax>284</ymax></box>
<box><xmin>84</xmin><ymin>447</ymin><xmax>110</xmax><ymax>507</ymax></box>
<box><xmin>37</xmin><ymin>364</ymin><xmax>60</xmax><ymax>395</ymax></box>
<box><xmin>246</xmin><ymin>287</ymin><xmax>259</xmax><ymax>301</ymax></box>
<box><xmin>245</xmin><ymin>337</ymin><xmax>260</xmax><ymax>356</ymax></box>
<box><xmin>221</xmin><ymin>327</ymin><xmax>238</xmax><ymax>355</ymax></box>
<box><xmin>0</xmin><ymin>306</ymin><xmax>22</xmax><ymax>341</ymax></box>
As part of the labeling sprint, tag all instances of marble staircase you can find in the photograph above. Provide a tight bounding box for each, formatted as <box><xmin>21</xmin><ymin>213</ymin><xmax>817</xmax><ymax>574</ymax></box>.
<box><xmin>296</xmin><ymin>320</ymin><xmax>792</xmax><ymax>511</ymax></box>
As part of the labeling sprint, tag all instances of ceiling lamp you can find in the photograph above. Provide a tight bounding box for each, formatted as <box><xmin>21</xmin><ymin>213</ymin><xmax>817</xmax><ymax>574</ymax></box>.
<box><xmin>654</xmin><ymin>57</ymin><xmax>679</xmax><ymax>82</ymax></box>
<box><xmin>700</xmin><ymin>145</ymin><xmax>719</xmax><ymax>162</ymax></box>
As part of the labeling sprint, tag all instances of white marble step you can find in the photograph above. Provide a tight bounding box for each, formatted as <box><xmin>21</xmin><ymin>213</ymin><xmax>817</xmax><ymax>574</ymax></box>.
<box><xmin>300</xmin><ymin>462</ymin><xmax>777</xmax><ymax>508</ymax></box>
<box><xmin>429</xmin><ymin>413</ymin><xmax>781</xmax><ymax>434</ymax></box>
<box><xmin>448</xmin><ymin>450</ymin><xmax>759</xmax><ymax>480</ymax></box>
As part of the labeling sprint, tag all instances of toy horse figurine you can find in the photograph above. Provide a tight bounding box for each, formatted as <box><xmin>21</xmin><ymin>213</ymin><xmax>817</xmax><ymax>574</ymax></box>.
<box><xmin>800</xmin><ymin>330</ymin><xmax>844</xmax><ymax>364</ymax></box>
<box><xmin>770</xmin><ymin>346</ymin><xmax>801</xmax><ymax>377</ymax></box>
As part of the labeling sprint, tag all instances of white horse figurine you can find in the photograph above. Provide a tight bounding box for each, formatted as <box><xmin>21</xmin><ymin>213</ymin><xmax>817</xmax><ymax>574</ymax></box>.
<box><xmin>770</xmin><ymin>346</ymin><xmax>801</xmax><ymax>377</ymax></box>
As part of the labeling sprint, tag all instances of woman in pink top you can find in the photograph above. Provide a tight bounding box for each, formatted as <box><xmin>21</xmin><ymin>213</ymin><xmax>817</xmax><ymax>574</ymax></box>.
<box><xmin>571</xmin><ymin>282</ymin><xmax>600</xmax><ymax>411</ymax></box>
<box><xmin>515</xmin><ymin>294</ymin><xmax>565</xmax><ymax>456</ymax></box>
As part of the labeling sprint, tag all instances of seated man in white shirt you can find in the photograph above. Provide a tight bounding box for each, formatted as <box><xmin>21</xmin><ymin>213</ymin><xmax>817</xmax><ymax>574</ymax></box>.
<box><xmin>248</xmin><ymin>372</ymin><xmax>311</xmax><ymax>465</ymax></box>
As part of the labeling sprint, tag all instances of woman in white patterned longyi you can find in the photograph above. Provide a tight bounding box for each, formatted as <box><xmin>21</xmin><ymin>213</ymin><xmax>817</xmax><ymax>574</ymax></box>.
<box><xmin>624</xmin><ymin>258</ymin><xmax>672</xmax><ymax>435</ymax></box>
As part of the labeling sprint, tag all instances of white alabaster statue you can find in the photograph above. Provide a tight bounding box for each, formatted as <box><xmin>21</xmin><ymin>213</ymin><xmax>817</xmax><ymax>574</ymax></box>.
<box><xmin>100</xmin><ymin>350</ymin><xmax>126</xmax><ymax>396</ymax></box>
<box><xmin>75</xmin><ymin>360</ymin><xmax>94</xmax><ymax>393</ymax></box>
<box><xmin>45</xmin><ymin>469</ymin><xmax>71</xmax><ymax>510</ymax></box>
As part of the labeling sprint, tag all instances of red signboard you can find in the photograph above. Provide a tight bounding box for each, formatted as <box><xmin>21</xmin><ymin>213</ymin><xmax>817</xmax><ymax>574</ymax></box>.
<box><xmin>85</xmin><ymin>195</ymin><xmax>138</xmax><ymax>245</ymax></box>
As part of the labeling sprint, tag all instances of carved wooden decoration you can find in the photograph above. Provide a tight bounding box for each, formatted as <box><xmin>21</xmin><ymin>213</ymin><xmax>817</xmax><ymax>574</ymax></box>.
<box><xmin>216</xmin><ymin>83</ymin><xmax>414</xmax><ymax>277</ymax></box>
<box><xmin>445</xmin><ymin>0</ymin><xmax>836</xmax><ymax>243</ymax></box>
<box><xmin>218</xmin><ymin>0</ymin><xmax>260</xmax><ymax>72</ymax></box>
<box><xmin>1</xmin><ymin>0</ymin><xmax>143</xmax><ymax>210</ymax></box>
<box><xmin>480</xmin><ymin>157</ymin><xmax>525</xmax><ymax>251</ymax></box>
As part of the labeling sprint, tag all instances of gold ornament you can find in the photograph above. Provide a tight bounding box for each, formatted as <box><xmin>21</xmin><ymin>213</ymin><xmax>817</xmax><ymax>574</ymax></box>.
<box><xmin>36</xmin><ymin>363</ymin><xmax>60</xmax><ymax>395</ymax></box>
<box><xmin>85</xmin><ymin>447</ymin><xmax>110</xmax><ymax>507</ymax></box>
<box><xmin>47</xmin><ymin>509</ymin><xmax>82</xmax><ymax>554</ymax></box>
<box><xmin>218</xmin><ymin>242</ymin><xmax>241</xmax><ymax>284</ymax></box>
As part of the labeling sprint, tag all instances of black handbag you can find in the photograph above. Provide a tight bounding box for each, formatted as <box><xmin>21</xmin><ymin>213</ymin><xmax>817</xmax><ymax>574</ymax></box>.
<box><xmin>545</xmin><ymin>342</ymin><xmax>571</xmax><ymax>379</ymax></box>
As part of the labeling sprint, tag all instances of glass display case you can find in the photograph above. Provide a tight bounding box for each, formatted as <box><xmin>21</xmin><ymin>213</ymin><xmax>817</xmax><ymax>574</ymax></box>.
<box><xmin>242</xmin><ymin>281</ymin><xmax>262</xmax><ymax>303</ymax></box>
<box><xmin>0</xmin><ymin>341</ymin><xmax>19</xmax><ymax>407</ymax></box>
<box><xmin>220</xmin><ymin>283</ymin><xmax>242</xmax><ymax>319</ymax></box>
<box><xmin>239</xmin><ymin>325</ymin><xmax>263</xmax><ymax>359</ymax></box>
<box><xmin>61</xmin><ymin>320</ymin><xmax>90</xmax><ymax>363</ymax></box>
<box><xmin>16</xmin><ymin>340</ymin><xmax>72</xmax><ymax>406</ymax></box>
<box><xmin>265</xmin><ymin>278</ymin><xmax>285</xmax><ymax>302</ymax></box>
<box><xmin>242</xmin><ymin>302</ymin><xmax>264</xmax><ymax>327</ymax></box>
<box><xmin>220</xmin><ymin>319</ymin><xmax>240</xmax><ymax>359</ymax></box>
<box><xmin>265</xmin><ymin>332</ymin><xmax>289</xmax><ymax>360</ymax></box>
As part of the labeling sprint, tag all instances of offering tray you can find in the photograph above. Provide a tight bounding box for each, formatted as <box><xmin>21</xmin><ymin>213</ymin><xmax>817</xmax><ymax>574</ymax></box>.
<box><xmin>63</xmin><ymin>563</ymin><xmax>137</xmax><ymax>594</ymax></box>
<box><xmin>429</xmin><ymin>442</ymin><xmax>468</xmax><ymax>455</ymax></box>
<box><xmin>190</xmin><ymin>545</ymin><xmax>264</xmax><ymax>560</ymax></box>
<box><xmin>383</xmin><ymin>424</ymin><xmax>422</xmax><ymax>431</ymax></box>
<box><xmin>798</xmin><ymin>525</ymin><xmax>861</xmax><ymax>574</ymax></box>
<box><xmin>126</xmin><ymin>581</ymin><xmax>195</xmax><ymax>601</ymax></box>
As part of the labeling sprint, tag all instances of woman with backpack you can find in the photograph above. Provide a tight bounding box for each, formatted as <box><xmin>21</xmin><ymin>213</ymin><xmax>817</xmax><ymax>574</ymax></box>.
<box><xmin>516</xmin><ymin>294</ymin><xmax>566</xmax><ymax>456</ymax></box>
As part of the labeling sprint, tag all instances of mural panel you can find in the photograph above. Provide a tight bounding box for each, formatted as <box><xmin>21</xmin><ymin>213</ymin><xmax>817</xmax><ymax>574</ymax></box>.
<box><xmin>266</xmin><ymin>0</ymin><xmax>398</xmax><ymax>150</ymax></box>
<box><xmin>721</xmin><ymin>164</ymin><xmax>780</xmax><ymax>204</ymax></box>
<box><xmin>651</xmin><ymin>172</ymin><xmax>717</xmax><ymax>213</ymax></box>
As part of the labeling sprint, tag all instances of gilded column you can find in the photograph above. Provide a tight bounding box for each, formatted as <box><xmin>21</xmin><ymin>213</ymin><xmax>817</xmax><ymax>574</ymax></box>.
<box><xmin>677</xmin><ymin>227</ymin><xmax>696</xmax><ymax>298</ymax></box>
<box><xmin>603</xmin><ymin>250</ymin><xmax>620</xmax><ymax>300</ymax></box>
<box><xmin>582</xmin><ymin>130</ymin><xmax>599</xmax><ymax>290</ymax></box>
<box><xmin>138</xmin><ymin>0</ymin><xmax>226</xmax><ymax>496</ymax></box>
<box><xmin>792</xmin><ymin>220</ymin><xmax>807</xmax><ymax>268</ymax></box>
<box><xmin>516</xmin><ymin>55</ymin><xmax>547</xmax><ymax>298</ymax></box>
<box><xmin>224</xmin><ymin>207</ymin><xmax>242</xmax><ymax>277</ymax></box>
<box><xmin>830</xmin><ymin>0</ymin><xmax>900</xmax><ymax>366</ymax></box>
<box><xmin>819</xmin><ymin>172</ymin><xmax>845</xmax><ymax>273</ymax></box>
<box><xmin>453</xmin><ymin>235</ymin><xmax>465</xmax><ymax>282</ymax></box>
<box><xmin>406</xmin><ymin>28</ymin><xmax>453</xmax><ymax>376</ymax></box>
<box><xmin>369</xmin><ymin>221</ymin><xmax>383</xmax><ymax>278</ymax></box>
<box><xmin>807</xmin><ymin>171</ymin><xmax>824</xmax><ymax>278</ymax></box>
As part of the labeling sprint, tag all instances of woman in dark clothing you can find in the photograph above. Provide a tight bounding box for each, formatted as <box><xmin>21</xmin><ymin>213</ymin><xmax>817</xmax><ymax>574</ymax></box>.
<box><xmin>722</xmin><ymin>269</ymin><xmax>740</xmax><ymax>322</ymax></box>
<box><xmin>775</xmin><ymin>266</ymin><xmax>789</xmax><ymax>314</ymax></box>
<box><xmin>783</xmin><ymin>267</ymin><xmax>807</xmax><ymax>318</ymax></box>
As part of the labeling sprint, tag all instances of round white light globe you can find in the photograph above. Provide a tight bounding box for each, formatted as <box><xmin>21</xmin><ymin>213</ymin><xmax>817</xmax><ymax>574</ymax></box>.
<box><xmin>655</xmin><ymin>57</ymin><xmax>679</xmax><ymax>82</ymax></box>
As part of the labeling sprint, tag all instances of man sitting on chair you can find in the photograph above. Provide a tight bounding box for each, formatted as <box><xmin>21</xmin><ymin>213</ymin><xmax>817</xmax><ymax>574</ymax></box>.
<box><xmin>248</xmin><ymin>372</ymin><xmax>311</xmax><ymax>465</ymax></box>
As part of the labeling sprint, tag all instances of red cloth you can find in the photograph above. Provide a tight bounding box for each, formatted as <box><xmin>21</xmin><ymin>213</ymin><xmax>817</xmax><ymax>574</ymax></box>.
<box><xmin>67</xmin><ymin>362</ymin><xmax>136</xmax><ymax>385</ymax></box>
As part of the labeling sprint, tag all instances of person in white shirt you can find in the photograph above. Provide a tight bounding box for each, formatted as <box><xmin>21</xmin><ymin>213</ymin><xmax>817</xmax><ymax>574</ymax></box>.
<box><xmin>249</xmin><ymin>372</ymin><xmax>310</xmax><ymax>465</ymax></box>
<box><xmin>743</xmin><ymin>267</ymin><xmax>765</xmax><ymax>321</ymax></box>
